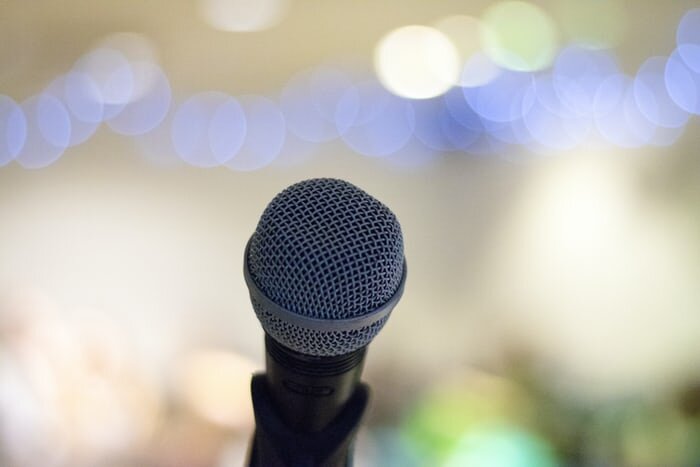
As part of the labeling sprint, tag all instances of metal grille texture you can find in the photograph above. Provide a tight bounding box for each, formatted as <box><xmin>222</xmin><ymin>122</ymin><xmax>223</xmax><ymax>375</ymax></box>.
<box><xmin>247</xmin><ymin>178</ymin><xmax>405</xmax><ymax>356</ymax></box>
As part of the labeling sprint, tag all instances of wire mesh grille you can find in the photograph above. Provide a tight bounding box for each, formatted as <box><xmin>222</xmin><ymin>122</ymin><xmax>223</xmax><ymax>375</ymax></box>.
<box><xmin>247</xmin><ymin>178</ymin><xmax>404</xmax><ymax>355</ymax></box>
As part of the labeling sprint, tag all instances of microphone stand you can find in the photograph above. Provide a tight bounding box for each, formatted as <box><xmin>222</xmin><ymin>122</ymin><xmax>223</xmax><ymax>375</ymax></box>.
<box><xmin>247</xmin><ymin>375</ymin><xmax>368</xmax><ymax>466</ymax></box>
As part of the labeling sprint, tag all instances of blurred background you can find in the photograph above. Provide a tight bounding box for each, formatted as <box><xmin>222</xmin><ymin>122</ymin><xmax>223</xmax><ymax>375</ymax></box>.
<box><xmin>1</xmin><ymin>0</ymin><xmax>700</xmax><ymax>465</ymax></box>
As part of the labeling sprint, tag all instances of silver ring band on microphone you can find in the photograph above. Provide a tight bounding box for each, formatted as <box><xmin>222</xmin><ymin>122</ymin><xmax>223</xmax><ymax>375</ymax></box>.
<box><xmin>243</xmin><ymin>238</ymin><xmax>407</xmax><ymax>333</ymax></box>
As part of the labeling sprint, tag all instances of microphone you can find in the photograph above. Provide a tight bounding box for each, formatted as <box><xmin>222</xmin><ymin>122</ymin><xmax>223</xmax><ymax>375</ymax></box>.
<box><xmin>244</xmin><ymin>178</ymin><xmax>406</xmax><ymax>466</ymax></box>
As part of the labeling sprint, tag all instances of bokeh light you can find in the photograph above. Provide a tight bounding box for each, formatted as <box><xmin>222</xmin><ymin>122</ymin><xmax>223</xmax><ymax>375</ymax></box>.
<box><xmin>44</xmin><ymin>74</ymin><xmax>101</xmax><ymax>146</ymax></box>
<box><xmin>459</xmin><ymin>52</ymin><xmax>503</xmax><ymax>89</ymax></box>
<box><xmin>171</xmin><ymin>92</ymin><xmax>247</xmax><ymax>167</ymax></box>
<box><xmin>1</xmin><ymin>7</ymin><xmax>695</xmax><ymax>165</ymax></box>
<box><xmin>0</xmin><ymin>96</ymin><xmax>26</xmax><ymax>166</ymax></box>
<box><xmin>480</xmin><ymin>1</ymin><xmax>558</xmax><ymax>72</ymax></box>
<box><xmin>106</xmin><ymin>61</ymin><xmax>171</xmax><ymax>135</ymax></box>
<box><xmin>464</xmin><ymin>70</ymin><xmax>534</xmax><ymax>123</ymax></box>
<box><xmin>481</xmin><ymin>116</ymin><xmax>532</xmax><ymax>148</ymax></box>
<box><xmin>412</xmin><ymin>97</ymin><xmax>459</xmax><ymax>152</ymax></box>
<box><xmin>95</xmin><ymin>33</ymin><xmax>161</xmax><ymax>102</ymax></box>
<box><xmin>209</xmin><ymin>97</ymin><xmax>248</xmax><ymax>163</ymax></box>
<box><xmin>280</xmin><ymin>67</ymin><xmax>353</xmax><ymax>143</ymax></box>
<box><xmin>403</xmin><ymin>370</ymin><xmax>541</xmax><ymax>465</ymax></box>
<box><xmin>444</xmin><ymin>426</ymin><xmax>558</xmax><ymax>467</ymax></box>
<box><xmin>198</xmin><ymin>0</ymin><xmax>291</xmax><ymax>32</ymax></box>
<box><xmin>367</xmin><ymin>427</ymin><xmax>423</xmax><ymax>467</ymax></box>
<box><xmin>442</xmin><ymin>88</ymin><xmax>492</xmax><ymax>153</ymax></box>
<box><xmin>73</xmin><ymin>48</ymin><xmax>134</xmax><ymax>120</ymax></box>
<box><xmin>68</xmin><ymin>33</ymin><xmax>162</xmax><ymax>128</ymax></box>
<box><xmin>634</xmin><ymin>57</ymin><xmax>690</xmax><ymax>129</ymax></box>
<box><xmin>335</xmin><ymin>80</ymin><xmax>415</xmax><ymax>157</ymax></box>
<box><xmin>16</xmin><ymin>94</ymin><xmax>71</xmax><ymax>169</ymax></box>
<box><xmin>62</xmin><ymin>71</ymin><xmax>104</xmax><ymax>124</ymax></box>
<box><xmin>0</xmin><ymin>297</ymin><xmax>162</xmax><ymax>466</ymax></box>
<box><xmin>552</xmin><ymin>46</ymin><xmax>619</xmax><ymax>117</ymax></box>
<box><xmin>665</xmin><ymin>48</ymin><xmax>700</xmax><ymax>115</ymax></box>
<box><xmin>223</xmin><ymin>95</ymin><xmax>285</xmax><ymax>171</ymax></box>
<box><xmin>594</xmin><ymin>74</ymin><xmax>656</xmax><ymax>148</ymax></box>
<box><xmin>523</xmin><ymin>75</ymin><xmax>591</xmax><ymax>151</ymax></box>
<box><xmin>555</xmin><ymin>0</ymin><xmax>627</xmax><ymax>49</ymax></box>
<box><xmin>677</xmin><ymin>8</ymin><xmax>700</xmax><ymax>73</ymax></box>
<box><xmin>374</xmin><ymin>25</ymin><xmax>460</xmax><ymax>99</ymax></box>
<box><xmin>309</xmin><ymin>66</ymin><xmax>357</xmax><ymax>126</ymax></box>
<box><xmin>433</xmin><ymin>16</ymin><xmax>499</xmax><ymax>88</ymax></box>
<box><xmin>487</xmin><ymin>154</ymin><xmax>700</xmax><ymax>401</ymax></box>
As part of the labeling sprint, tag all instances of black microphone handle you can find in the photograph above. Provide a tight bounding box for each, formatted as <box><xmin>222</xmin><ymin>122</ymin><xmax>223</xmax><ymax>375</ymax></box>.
<box><xmin>248</xmin><ymin>374</ymin><xmax>368</xmax><ymax>467</ymax></box>
<box><xmin>264</xmin><ymin>333</ymin><xmax>367</xmax><ymax>433</ymax></box>
<box><xmin>246</xmin><ymin>334</ymin><xmax>369</xmax><ymax>466</ymax></box>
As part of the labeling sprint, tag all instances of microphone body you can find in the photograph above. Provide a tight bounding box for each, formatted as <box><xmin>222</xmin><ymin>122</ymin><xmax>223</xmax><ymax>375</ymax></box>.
<box><xmin>264</xmin><ymin>334</ymin><xmax>366</xmax><ymax>432</ymax></box>
<box><xmin>248</xmin><ymin>372</ymin><xmax>368</xmax><ymax>467</ymax></box>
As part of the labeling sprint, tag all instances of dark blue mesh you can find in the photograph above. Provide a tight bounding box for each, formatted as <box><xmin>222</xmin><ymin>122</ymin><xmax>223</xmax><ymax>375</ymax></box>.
<box><xmin>247</xmin><ymin>178</ymin><xmax>405</xmax><ymax>356</ymax></box>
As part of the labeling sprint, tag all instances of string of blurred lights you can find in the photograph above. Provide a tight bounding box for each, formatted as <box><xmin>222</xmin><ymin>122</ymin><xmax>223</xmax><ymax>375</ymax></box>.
<box><xmin>0</xmin><ymin>5</ymin><xmax>699</xmax><ymax>171</ymax></box>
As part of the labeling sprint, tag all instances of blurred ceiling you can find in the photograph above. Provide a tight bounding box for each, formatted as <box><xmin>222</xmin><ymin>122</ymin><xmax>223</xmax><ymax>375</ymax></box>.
<box><xmin>2</xmin><ymin>0</ymin><xmax>698</xmax><ymax>96</ymax></box>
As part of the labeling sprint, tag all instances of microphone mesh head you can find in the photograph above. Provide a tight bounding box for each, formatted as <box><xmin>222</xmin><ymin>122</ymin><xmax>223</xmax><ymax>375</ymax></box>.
<box><xmin>247</xmin><ymin>178</ymin><xmax>405</xmax><ymax>356</ymax></box>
